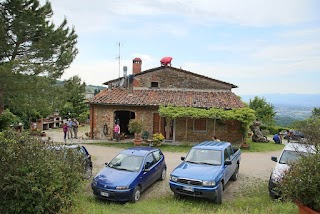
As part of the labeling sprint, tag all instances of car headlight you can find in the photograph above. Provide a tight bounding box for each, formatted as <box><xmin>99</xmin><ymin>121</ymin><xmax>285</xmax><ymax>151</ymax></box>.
<box><xmin>116</xmin><ymin>185</ymin><xmax>129</xmax><ymax>190</ymax></box>
<box><xmin>170</xmin><ymin>176</ymin><xmax>178</xmax><ymax>182</ymax></box>
<box><xmin>271</xmin><ymin>171</ymin><xmax>283</xmax><ymax>182</ymax></box>
<box><xmin>202</xmin><ymin>180</ymin><xmax>215</xmax><ymax>186</ymax></box>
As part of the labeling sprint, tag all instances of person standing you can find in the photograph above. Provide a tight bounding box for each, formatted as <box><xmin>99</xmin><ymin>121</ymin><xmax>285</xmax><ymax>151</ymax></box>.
<box><xmin>62</xmin><ymin>122</ymin><xmax>68</xmax><ymax>143</ymax></box>
<box><xmin>67</xmin><ymin>118</ymin><xmax>73</xmax><ymax>139</ymax></box>
<box><xmin>113</xmin><ymin>123</ymin><xmax>120</xmax><ymax>142</ymax></box>
<box><xmin>72</xmin><ymin>118</ymin><xmax>79</xmax><ymax>139</ymax></box>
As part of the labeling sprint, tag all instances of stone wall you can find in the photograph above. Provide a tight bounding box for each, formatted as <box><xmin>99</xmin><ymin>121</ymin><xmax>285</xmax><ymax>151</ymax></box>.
<box><xmin>136</xmin><ymin>67</ymin><xmax>232</xmax><ymax>90</ymax></box>
<box><xmin>90</xmin><ymin>104</ymin><xmax>243</xmax><ymax>144</ymax></box>
<box><xmin>175</xmin><ymin>118</ymin><xmax>243</xmax><ymax>144</ymax></box>
<box><xmin>90</xmin><ymin>104</ymin><xmax>157</xmax><ymax>140</ymax></box>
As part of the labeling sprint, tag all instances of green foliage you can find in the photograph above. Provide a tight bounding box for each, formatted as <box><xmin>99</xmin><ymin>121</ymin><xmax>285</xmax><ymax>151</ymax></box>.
<box><xmin>59</xmin><ymin>76</ymin><xmax>88</xmax><ymax>119</ymax></box>
<box><xmin>159</xmin><ymin>106</ymin><xmax>256</xmax><ymax>136</ymax></box>
<box><xmin>279</xmin><ymin>153</ymin><xmax>320</xmax><ymax>212</ymax></box>
<box><xmin>279</xmin><ymin>117</ymin><xmax>320</xmax><ymax>212</ymax></box>
<box><xmin>0</xmin><ymin>109</ymin><xmax>20</xmax><ymax>130</ymax></box>
<box><xmin>128</xmin><ymin>119</ymin><xmax>143</xmax><ymax>134</ymax></box>
<box><xmin>265</xmin><ymin>125</ymin><xmax>283</xmax><ymax>135</ymax></box>
<box><xmin>249</xmin><ymin>96</ymin><xmax>276</xmax><ymax>126</ymax></box>
<box><xmin>78</xmin><ymin>110</ymin><xmax>90</xmax><ymax>123</ymax></box>
<box><xmin>0</xmin><ymin>0</ymin><xmax>78</xmax><ymax>127</ymax></box>
<box><xmin>311</xmin><ymin>107</ymin><xmax>320</xmax><ymax>118</ymax></box>
<box><xmin>0</xmin><ymin>0</ymin><xmax>78</xmax><ymax>77</ymax></box>
<box><xmin>274</xmin><ymin>115</ymin><xmax>300</xmax><ymax>127</ymax></box>
<box><xmin>0</xmin><ymin>131</ymin><xmax>85</xmax><ymax>214</ymax></box>
<box><xmin>293</xmin><ymin>117</ymin><xmax>320</xmax><ymax>146</ymax></box>
<box><xmin>242</xmin><ymin>138</ymin><xmax>285</xmax><ymax>153</ymax></box>
<box><xmin>71</xmin><ymin>179</ymin><xmax>296</xmax><ymax>214</ymax></box>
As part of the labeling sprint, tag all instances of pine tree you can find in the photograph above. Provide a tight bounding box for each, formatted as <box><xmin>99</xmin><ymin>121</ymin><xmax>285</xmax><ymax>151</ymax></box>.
<box><xmin>0</xmin><ymin>0</ymin><xmax>78</xmax><ymax>123</ymax></box>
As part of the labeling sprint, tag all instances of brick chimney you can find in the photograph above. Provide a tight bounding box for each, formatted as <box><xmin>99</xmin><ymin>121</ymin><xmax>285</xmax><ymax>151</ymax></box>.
<box><xmin>132</xmin><ymin>57</ymin><xmax>142</xmax><ymax>75</ymax></box>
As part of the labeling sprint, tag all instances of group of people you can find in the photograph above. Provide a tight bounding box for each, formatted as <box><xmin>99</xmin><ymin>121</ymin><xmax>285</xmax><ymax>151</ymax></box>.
<box><xmin>273</xmin><ymin>130</ymin><xmax>292</xmax><ymax>144</ymax></box>
<box><xmin>62</xmin><ymin>118</ymin><xmax>79</xmax><ymax>142</ymax></box>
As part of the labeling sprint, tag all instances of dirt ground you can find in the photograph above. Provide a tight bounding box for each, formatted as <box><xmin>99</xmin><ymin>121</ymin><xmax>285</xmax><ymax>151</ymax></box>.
<box><xmin>83</xmin><ymin>144</ymin><xmax>280</xmax><ymax>201</ymax></box>
<box><xmin>44</xmin><ymin>126</ymin><xmax>281</xmax><ymax>201</ymax></box>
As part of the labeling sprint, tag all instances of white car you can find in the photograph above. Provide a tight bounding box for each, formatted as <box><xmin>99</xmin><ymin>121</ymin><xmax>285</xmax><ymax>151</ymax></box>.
<box><xmin>268</xmin><ymin>142</ymin><xmax>314</xmax><ymax>199</ymax></box>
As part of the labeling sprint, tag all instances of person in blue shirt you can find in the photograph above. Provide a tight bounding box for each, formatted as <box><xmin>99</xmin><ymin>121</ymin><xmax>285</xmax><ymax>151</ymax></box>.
<box><xmin>273</xmin><ymin>133</ymin><xmax>281</xmax><ymax>144</ymax></box>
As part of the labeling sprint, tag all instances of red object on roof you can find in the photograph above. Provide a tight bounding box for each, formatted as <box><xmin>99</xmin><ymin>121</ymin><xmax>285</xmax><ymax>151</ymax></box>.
<box><xmin>160</xmin><ymin>57</ymin><xmax>172</xmax><ymax>66</ymax></box>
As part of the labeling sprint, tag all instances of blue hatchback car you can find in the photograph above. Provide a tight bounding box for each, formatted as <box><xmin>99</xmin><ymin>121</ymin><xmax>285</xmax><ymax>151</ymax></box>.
<box><xmin>91</xmin><ymin>147</ymin><xmax>166</xmax><ymax>202</ymax></box>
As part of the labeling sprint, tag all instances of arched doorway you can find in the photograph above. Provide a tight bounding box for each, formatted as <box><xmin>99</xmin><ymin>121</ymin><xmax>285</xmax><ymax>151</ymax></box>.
<box><xmin>114</xmin><ymin>110</ymin><xmax>135</xmax><ymax>137</ymax></box>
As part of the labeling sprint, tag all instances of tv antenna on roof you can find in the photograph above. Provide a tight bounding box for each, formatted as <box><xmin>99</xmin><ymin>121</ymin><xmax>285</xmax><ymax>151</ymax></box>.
<box><xmin>116</xmin><ymin>42</ymin><xmax>121</xmax><ymax>78</ymax></box>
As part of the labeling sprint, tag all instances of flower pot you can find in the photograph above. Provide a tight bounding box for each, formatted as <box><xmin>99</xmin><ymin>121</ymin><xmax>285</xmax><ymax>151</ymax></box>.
<box><xmin>240</xmin><ymin>143</ymin><xmax>250</xmax><ymax>149</ymax></box>
<box><xmin>134</xmin><ymin>139</ymin><xmax>142</xmax><ymax>146</ymax></box>
<box><xmin>296</xmin><ymin>202</ymin><xmax>320</xmax><ymax>214</ymax></box>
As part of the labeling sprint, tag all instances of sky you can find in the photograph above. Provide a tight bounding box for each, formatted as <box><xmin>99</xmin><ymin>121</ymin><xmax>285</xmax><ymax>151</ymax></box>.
<box><xmin>45</xmin><ymin>0</ymin><xmax>320</xmax><ymax>95</ymax></box>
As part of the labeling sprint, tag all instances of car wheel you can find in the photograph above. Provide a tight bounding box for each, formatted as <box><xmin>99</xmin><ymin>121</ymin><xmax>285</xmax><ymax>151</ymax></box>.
<box><xmin>214</xmin><ymin>182</ymin><xmax>223</xmax><ymax>204</ymax></box>
<box><xmin>131</xmin><ymin>186</ymin><xmax>141</xmax><ymax>203</ymax></box>
<box><xmin>159</xmin><ymin>168</ymin><xmax>166</xmax><ymax>181</ymax></box>
<box><xmin>230</xmin><ymin>164</ymin><xmax>239</xmax><ymax>181</ymax></box>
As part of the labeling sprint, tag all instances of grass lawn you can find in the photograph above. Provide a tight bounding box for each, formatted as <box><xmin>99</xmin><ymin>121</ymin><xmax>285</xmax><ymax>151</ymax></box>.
<box><xmin>70</xmin><ymin>179</ymin><xmax>297</xmax><ymax>214</ymax></box>
<box><xmin>85</xmin><ymin>138</ymin><xmax>285</xmax><ymax>153</ymax></box>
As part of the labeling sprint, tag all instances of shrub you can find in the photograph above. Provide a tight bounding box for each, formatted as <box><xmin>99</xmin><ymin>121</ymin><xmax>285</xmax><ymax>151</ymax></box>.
<box><xmin>267</xmin><ymin>125</ymin><xmax>283</xmax><ymax>135</ymax></box>
<box><xmin>0</xmin><ymin>109</ymin><xmax>21</xmax><ymax>130</ymax></box>
<box><xmin>153</xmin><ymin>133</ymin><xmax>165</xmax><ymax>143</ymax></box>
<box><xmin>128</xmin><ymin>119</ymin><xmax>143</xmax><ymax>134</ymax></box>
<box><xmin>0</xmin><ymin>131</ymin><xmax>85</xmax><ymax>214</ymax></box>
<box><xmin>279</xmin><ymin>153</ymin><xmax>320</xmax><ymax>212</ymax></box>
<box><xmin>278</xmin><ymin>118</ymin><xmax>320</xmax><ymax>212</ymax></box>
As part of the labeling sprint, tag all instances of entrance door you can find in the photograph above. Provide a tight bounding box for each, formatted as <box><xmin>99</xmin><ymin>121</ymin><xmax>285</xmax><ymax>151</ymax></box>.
<box><xmin>153</xmin><ymin>113</ymin><xmax>173</xmax><ymax>140</ymax></box>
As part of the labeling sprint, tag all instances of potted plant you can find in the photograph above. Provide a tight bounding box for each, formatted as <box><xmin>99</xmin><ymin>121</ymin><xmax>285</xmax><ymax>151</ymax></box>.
<box><xmin>152</xmin><ymin>133</ymin><xmax>165</xmax><ymax>147</ymax></box>
<box><xmin>278</xmin><ymin>118</ymin><xmax>320</xmax><ymax>214</ymax></box>
<box><xmin>128</xmin><ymin>119</ymin><xmax>143</xmax><ymax>146</ymax></box>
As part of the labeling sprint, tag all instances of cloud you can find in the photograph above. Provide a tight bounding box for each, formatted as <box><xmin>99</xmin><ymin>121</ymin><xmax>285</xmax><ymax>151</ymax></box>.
<box><xmin>47</xmin><ymin>0</ymin><xmax>319</xmax><ymax>34</ymax></box>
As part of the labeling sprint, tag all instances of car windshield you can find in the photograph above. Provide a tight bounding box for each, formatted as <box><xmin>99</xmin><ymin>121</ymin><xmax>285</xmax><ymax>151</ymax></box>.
<box><xmin>185</xmin><ymin>148</ymin><xmax>222</xmax><ymax>165</ymax></box>
<box><xmin>279</xmin><ymin>150</ymin><xmax>308</xmax><ymax>164</ymax></box>
<box><xmin>108</xmin><ymin>154</ymin><xmax>143</xmax><ymax>172</ymax></box>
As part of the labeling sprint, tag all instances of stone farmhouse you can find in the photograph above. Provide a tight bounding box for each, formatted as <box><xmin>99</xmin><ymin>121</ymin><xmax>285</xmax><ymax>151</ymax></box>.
<box><xmin>89</xmin><ymin>57</ymin><xmax>245</xmax><ymax>144</ymax></box>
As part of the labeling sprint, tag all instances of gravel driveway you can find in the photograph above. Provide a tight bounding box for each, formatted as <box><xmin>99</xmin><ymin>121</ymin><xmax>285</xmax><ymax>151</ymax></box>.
<box><xmin>83</xmin><ymin>144</ymin><xmax>281</xmax><ymax>201</ymax></box>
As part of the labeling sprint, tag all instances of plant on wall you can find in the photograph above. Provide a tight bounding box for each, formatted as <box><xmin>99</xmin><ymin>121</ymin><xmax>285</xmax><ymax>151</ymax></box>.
<box><xmin>158</xmin><ymin>106</ymin><xmax>256</xmax><ymax>138</ymax></box>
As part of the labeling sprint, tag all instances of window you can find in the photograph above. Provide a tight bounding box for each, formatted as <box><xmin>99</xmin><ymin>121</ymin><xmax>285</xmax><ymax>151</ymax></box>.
<box><xmin>145</xmin><ymin>153</ymin><xmax>156</xmax><ymax>169</ymax></box>
<box><xmin>227</xmin><ymin>146</ymin><xmax>234</xmax><ymax>156</ymax></box>
<box><xmin>153</xmin><ymin>150</ymin><xmax>162</xmax><ymax>162</ymax></box>
<box><xmin>224</xmin><ymin>149</ymin><xmax>230</xmax><ymax>160</ymax></box>
<box><xmin>151</xmin><ymin>82</ymin><xmax>159</xmax><ymax>88</ymax></box>
<box><xmin>193</xmin><ymin>118</ymin><xmax>207</xmax><ymax>131</ymax></box>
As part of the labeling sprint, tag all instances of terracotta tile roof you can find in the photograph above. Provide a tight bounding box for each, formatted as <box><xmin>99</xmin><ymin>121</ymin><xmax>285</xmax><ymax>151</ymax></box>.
<box><xmin>90</xmin><ymin>88</ymin><xmax>245</xmax><ymax>109</ymax></box>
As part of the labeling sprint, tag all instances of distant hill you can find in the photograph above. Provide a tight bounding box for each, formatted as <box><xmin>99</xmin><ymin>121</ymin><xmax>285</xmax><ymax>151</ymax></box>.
<box><xmin>240</xmin><ymin>94</ymin><xmax>320</xmax><ymax>107</ymax></box>
<box><xmin>240</xmin><ymin>93</ymin><xmax>319</xmax><ymax>126</ymax></box>
<box><xmin>86</xmin><ymin>85</ymin><xmax>106</xmax><ymax>93</ymax></box>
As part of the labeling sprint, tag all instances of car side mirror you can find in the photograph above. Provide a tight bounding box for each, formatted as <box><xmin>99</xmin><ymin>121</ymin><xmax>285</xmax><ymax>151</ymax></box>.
<box><xmin>224</xmin><ymin>160</ymin><xmax>232</xmax><ymax>165</ymax></box>
<box><xmin>105</xmin><ymin>162</ymin><xmax>108</xmax><ymax>166</ymax></box>
<box><xmin>271</xmin><ymin>156</ymin><xmax>277</xmax><ymax>162</ymax></box>
<box><xmin>181</xmin><ymin>157</ymin><xmax>185</xmax><ymax>161</ymax></box>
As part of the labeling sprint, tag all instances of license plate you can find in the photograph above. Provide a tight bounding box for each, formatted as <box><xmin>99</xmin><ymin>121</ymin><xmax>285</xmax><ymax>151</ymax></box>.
<box><xmin>100</xmin><ymin>191</ymin><xmax>109</xmax><ymax>197</ymax></box>
<box><xmin>183</xmin><ymin>186</ymin><xmax>194</xmax><ymax>192</ymax></box>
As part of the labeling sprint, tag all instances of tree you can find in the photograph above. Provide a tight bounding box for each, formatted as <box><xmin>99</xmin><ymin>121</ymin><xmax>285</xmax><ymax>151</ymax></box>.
<box><xmin>311</xmin><ymin>107</ymin><xmax>320</xmax><ymax>118</ymax></box>
<box><xmin>0</xmin><ymin>0</ymin><xmax>78</xmax><ymax>122</ymax></box>
<box><xmin>0</xmin><ymin>0</ymin><xmax>78</xmax><ymax>77</ymax></box>
<box><xmin>249</xmin><ymin>96</ymin><xmax>276</xmax><ymax>126</ymax></box>
<box><xmin>59</xmin><ymin>76</ymin><xmax>87</xmax><ymax>119</ymax></box>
